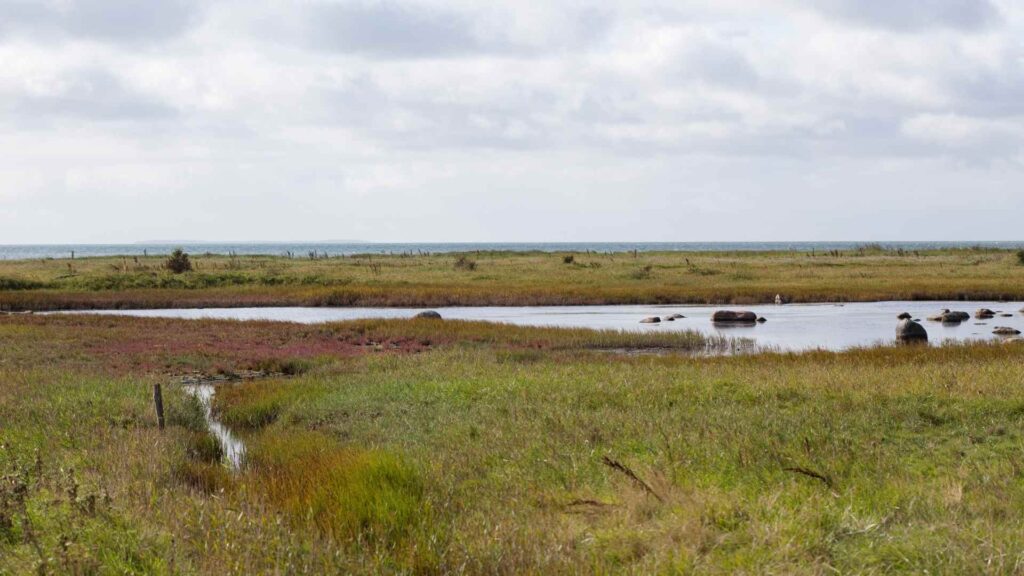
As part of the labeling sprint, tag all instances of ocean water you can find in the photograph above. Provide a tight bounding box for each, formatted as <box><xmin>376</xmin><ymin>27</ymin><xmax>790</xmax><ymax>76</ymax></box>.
<box><xmin>3</xmin><ymin>241</ymin><xmax>1024</xmax><ymax>260</ymax></box>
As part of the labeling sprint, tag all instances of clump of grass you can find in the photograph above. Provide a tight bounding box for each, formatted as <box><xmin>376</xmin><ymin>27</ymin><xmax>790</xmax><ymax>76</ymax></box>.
<box><xmin>247</xmin><ymin>432</ymin><xmax>426</xmax><ymax>543</ymax></box>
<box><xmin>185</xmin><ymin>431</ymin><xmax>224</xmax><ymax>463</ymax></box>
<box><xmin>1016</xmin><ymin>250</ymin><xmax>1024</xmax><ymax>265</ymax></box>
<box><xmin>454</xmin><ymin>255</ymin><xmax>477</xmax><ymax>271</ymax></box>
<box><xmin>630</xmin><ymin>265</ymin><xmax>653</xmax><ymax>280</ymax></box>
<box><xmin>215</xmin><ymin>382</ymin><xmax>289</xmax><ymax>429</ymax></box>
<box><xmin>165</xmin><ymin>248</ymin><xmax>193</xmax><ymax>274</ymax></box>
<box><xmin>563</xmin><ymin>255</ymin><xmax>575</xmax><ymax>264</ymax></box>
<box><xmin>214</xmin><ymin>378</ymin><xmax>332</xmax><ymax>430</ymax></box>
<box><xmin>175</xmin><ymin>460</ymin><xmax>233</xmax><ymax>494</ymax></box>
<box><xmin>251</xmin><ymin>357</ymin><xmax>313</xmax><ymax>376</ymax></box>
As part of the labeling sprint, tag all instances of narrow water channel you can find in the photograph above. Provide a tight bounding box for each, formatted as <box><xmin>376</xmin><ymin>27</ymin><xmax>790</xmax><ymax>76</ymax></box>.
<box><xmin>183</xmin><ymin>383</ymin><xmax>246</xmax><ymax>470</ymax></box>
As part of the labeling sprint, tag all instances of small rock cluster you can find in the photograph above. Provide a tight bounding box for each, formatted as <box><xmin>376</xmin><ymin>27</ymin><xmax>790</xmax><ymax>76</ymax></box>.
<box><xmin>916</xmin><ymin>308</ymin><xmax>1022</xmax><ymax>337</ymax></box>
<box><xmin>640</xmin><ymin>311</ymin><xmax>767</xmax><ymax>324</ymax></box>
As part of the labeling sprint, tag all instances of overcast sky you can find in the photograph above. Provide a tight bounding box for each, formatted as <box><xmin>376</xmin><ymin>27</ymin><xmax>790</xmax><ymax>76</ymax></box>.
<box><xmin>1</xmin><ymin>0</ymin><xmax>1023</xmax><ymax>243</ymax></box>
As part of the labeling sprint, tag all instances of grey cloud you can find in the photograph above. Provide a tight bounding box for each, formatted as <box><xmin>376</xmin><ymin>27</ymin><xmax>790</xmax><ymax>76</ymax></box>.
<box><xmin>304</xmin><ymin>2</ymin><xmax>489</xmax><ymax>57</ymax></box>
<box><xmin>670</xmin><ymin>37</ymin><xmax>763</xmax><ymax>90</ymax></box>
<box><xmin>316</xmin><ymin>76</ymin><xmax>561</xmax><ymax>150</ymax></box>
<box><xmin>948</xmin><ymin>67</ymin><xmax>1024</xmax><ymax>117</ymax></box>
<box><xmin>684</xmin><ymin>47</ymin><xmax>759</xmax><ymax>88</ymax></box>
<box><xmin>297</xmin><ymin>2</ymin><xmax>613</xmax><ymax>58</ymax></box>
<box><xmin>807</xmin><ymin>0</ymin><xmax>1000</xmax><ymax>31</ymax></box>
<box><xmin>0</xmin><ymin>0</ymin><xmax>200</xmax><ymax>44</ymax></box>
<box><xmin>8</xmin><ymin>69</ymin><xmax>177</xmax><ymax>125</ymax></box>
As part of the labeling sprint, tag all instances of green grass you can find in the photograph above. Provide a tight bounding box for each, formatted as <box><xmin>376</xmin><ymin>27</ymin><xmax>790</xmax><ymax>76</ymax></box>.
<box><xmin>3</xmin><ymin>247</ymin><xmax>1024</xmax><ymax>310</ymax></box>
<box><xmin>3</xmin><ymin>314</ymin><xmax>1024</xmax><ymax>573</ymax></box>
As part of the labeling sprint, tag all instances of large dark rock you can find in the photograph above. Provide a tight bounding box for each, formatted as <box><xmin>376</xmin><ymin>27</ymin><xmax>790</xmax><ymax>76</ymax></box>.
<box><xmin>711</xmin><ymin>310</ymin><xmax>758</xmax><ymax>323</ymax></box>
<box><xmin>897</xmin><ymin>312</ymin><xmax>912</xmax><ymax>320</ymax></box>
<box><xmin>993</xmin><ymin>326</ymin><xmax>1022</xmax><ymax>336</ymax></box>
<box><xmin>896</xmin><ymin>319</ymin><xmax>928</xmax><ymax>343</ymax></box>
<box><xmin>640</xmin><ymin>316</ymin><xmax>661</xmax><ymax>324</ymax></box>
<box><xmin>976</xmin><ymin>308</ymin><xmax>996</xmax><ymax>319</ymax></box>
<box><xmin>415</xmin><ymin>310</ymin><xmax>442</xmax><ymax>319</ymax></box>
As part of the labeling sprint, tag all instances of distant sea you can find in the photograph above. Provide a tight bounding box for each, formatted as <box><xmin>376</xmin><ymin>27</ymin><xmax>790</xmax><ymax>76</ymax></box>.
<box><xmin>2</xmin><ymin>241</ymin><xmax>1024</xmax><ymax>260</ymax></box>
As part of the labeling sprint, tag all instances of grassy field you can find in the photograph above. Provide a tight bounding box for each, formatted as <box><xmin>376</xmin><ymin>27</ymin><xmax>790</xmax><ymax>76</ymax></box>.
<box><xmin>3</xmin><ymin>313</ymin><xmax>1024</xmax><ymax>573</ymax></box>
<box><xmin>2</xmin><ymin>247</ymin><xmax>1024</xmax><ymax>310</ymax></box>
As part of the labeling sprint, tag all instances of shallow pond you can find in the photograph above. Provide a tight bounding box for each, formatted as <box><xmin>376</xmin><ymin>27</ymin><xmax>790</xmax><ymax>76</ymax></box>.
<box><xmin>63</xmin><ymin>301</ymin><xmax>1024</xmax><ymax>352</ymax></box>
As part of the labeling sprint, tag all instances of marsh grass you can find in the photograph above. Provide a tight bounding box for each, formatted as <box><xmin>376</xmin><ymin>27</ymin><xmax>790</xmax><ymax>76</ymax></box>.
<box><xmin>5</xmin><ymin>315</ymin><xmax>1024</xmax><ymax>573</ymax></box>
<box><xmin>4</xmin><ymin>248</ymin><xmax>1024</xmax><ymax>310</ymax></box>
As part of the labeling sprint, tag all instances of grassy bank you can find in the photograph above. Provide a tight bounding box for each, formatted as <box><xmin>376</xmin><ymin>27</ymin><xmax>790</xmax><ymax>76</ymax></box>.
<box><xmin>3</xmin><ymin>313</ymin><xmax>1024</xmax><ymax>573</ymax></box>
<box><xmin>3</xmin><ymin>247</ymin><xmax>1024</xmax><ymax>310</ymax></box>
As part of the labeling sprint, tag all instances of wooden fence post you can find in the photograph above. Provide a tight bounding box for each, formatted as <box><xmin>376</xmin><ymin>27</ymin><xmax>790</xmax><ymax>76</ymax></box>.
<box><xmin>153</xmin><ymin>383</ymin><xmax>165</xmax><ymax>430</ymax></box>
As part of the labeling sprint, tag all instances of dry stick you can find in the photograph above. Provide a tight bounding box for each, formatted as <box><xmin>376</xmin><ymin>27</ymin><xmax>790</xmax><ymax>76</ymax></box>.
<box><xmin>783</xmin><ymin>466</ymin><xmax>834</xmax><ymax>489</ymax></box>
<box><xmin>601</xmin><ymin>455</ymin><xmax>664</xmax><ymax>503</ymax></box>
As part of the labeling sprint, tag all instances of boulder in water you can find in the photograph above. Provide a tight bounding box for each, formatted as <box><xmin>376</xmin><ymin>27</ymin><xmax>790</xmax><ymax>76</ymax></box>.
<box><xmin>640</xmin><ymin>317</ymin><xmax>661</xmax><ymax>324</ymax></box>
<box><xmin>712</xmin><ymin>310</ymin><xmax>758</xmax><ymax>323</ymax></box>
<box><xmin>976</xmin><ymin>308</ymin><xmax>996</xmax><ymax>319</ymax></box>
<box><xmin>897</xmin><ymin>312</ymin><xmax>912</xmax><ymax>320</ymax></box>
<box><xmin>928</xmin><ymin>310</ymin><xmax>969</xmax><ymax>323</ymax></box>
<box><xmin>993</xmin><ymin>326</ymin><xmax>1022</xmax><ymax>336</ymax></box>
<box><xmin>415</xmin><ymin>310</ymin><xmax>443</xmax><ymax>319</ymax></box>
<box><xmin>896</xmin><ymin>319</ymin><xmax>928</xmax><ymax>344</ymax></box>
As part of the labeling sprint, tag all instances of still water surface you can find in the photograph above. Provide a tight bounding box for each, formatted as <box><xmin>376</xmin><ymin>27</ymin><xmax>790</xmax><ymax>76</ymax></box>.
<box><xmin>68</xmin><ymin>301</ymin><xmax>1024</xmax><ymax>352</ymax></box>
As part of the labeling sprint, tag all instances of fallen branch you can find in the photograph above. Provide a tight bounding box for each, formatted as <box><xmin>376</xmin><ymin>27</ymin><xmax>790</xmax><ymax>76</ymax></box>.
<box><xmin>601</xmin><ymin>455</ymin><xmax>664</xmax><ymax>502</ymax></box>
<box><xmin>783</xmin><ymin>466</ymin><xmax>834</xmax><ymax>489</ymax></box>
<box><xmin>566</xmin><ymin>498</ymin><xmax>615</xmax><ymax>508</ymax></box>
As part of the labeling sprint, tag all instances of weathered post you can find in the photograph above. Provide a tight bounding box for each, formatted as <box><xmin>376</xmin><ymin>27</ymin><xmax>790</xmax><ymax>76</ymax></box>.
<box><xmin>153</xmin><ymin>383</ymin><xmax>165</xmax><ymax>430</ymax></box>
